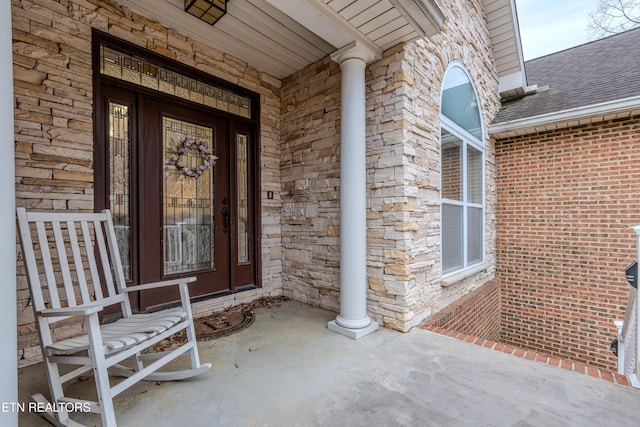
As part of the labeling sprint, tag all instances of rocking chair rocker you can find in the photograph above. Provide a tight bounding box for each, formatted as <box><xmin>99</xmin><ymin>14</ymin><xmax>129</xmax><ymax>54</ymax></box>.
<box><xmin>16</xmin><ymin>208</ymin><xmax>211</xmax><ymax>426</ymax></box>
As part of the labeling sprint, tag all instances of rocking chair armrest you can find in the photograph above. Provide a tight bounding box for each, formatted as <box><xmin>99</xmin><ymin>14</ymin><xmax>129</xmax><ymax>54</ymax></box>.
<box><xmin>124</xmin><ymin>276</ymin><xmax>197</xmax><ymax>293</ymax></box>
<box><xmin>39</xmin><ymin>305</ymin><xmax>103</xmax><ymax>318</ymax></box>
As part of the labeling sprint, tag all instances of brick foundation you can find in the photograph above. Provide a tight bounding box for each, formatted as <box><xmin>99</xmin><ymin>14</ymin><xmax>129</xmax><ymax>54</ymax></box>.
<box><xmin>422</xmin><ymin>279</ymin><xmax>500</xmax><ymax>341</ymax></box>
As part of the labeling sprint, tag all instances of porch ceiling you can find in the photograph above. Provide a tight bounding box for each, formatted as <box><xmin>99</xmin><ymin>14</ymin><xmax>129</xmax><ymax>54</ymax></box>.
<box><xmin>118</xmin><ymin>0</ymin><xmax>524</xmax><ymax>95</ymax></box>
<box><xmin>116</xmin><ymin>0</ymin><xmax>445</xmax><ymax>79</ymax></box>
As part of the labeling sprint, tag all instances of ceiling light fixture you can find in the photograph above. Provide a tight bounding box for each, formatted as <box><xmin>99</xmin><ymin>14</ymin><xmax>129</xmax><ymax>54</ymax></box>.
<box><xmin>184</xmin><ymin>0</ymin><xmax>228</xmax><ymax>26</ymax></box>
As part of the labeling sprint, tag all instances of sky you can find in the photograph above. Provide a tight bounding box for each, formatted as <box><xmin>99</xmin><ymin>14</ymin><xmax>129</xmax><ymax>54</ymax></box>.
<box><xmin>515</xmin><ymin>0</ymin><xmax>602</xmax><ymax>60</ymax></box>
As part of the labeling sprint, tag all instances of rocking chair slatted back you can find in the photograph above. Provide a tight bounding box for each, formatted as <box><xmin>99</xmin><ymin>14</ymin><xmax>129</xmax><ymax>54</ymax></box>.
<box><xmin>17</xmin><ymin>209</ymin><xmax>129</xmax><ymax>323</ymax></box>
<box><xmin>16</xmin><ymin>207</ymin><xmax>211</xmax><ymax>426</ymax></box>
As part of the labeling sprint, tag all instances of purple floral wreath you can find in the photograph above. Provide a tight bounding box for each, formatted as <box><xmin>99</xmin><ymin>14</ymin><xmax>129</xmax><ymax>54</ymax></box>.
<box><xmin>166</xmin><ymin>136</ymin><xmax>218</xmax><ymax>179</ymax></box>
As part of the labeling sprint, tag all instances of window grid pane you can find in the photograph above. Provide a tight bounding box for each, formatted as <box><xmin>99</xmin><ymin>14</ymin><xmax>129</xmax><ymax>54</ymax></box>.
<box><xmin>441</xmin><ymin>66</ymin><xmax>482</xmax><ymax>140</ymax></box>
<box><xmin>467</xmin><ymin>145</ymin><xmax>483</xmax><ymax>204</ymax></box>
<box><xmin>441</xmin><ymin>129</ymin><xmax>462</xmax><ymax>201</ymax></box>
<box><xmin>442</xmin><ymin>203</ymin><xmax>463</xmax><ymax>274</ymax></box>
<box><xmin>467</xmin><ymin>207</ymin><xmax>483</xmax><ymax>265</ymax></box>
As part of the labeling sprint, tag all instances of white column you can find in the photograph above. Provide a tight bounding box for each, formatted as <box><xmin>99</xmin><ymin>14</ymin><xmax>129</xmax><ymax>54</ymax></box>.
<box><xmin>0</xmin><ymin>1</ymin><xmax>17</xmax><ymax>425</ymax></box>
<box><xmin>328</xmin><ymin>42</ymin><xmax>380</xmax><ymax>339</ymax></box>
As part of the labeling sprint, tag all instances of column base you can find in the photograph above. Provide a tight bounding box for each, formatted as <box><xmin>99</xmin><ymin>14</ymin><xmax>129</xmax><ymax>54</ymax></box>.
<box><xmin>328</xmin><ymin>319</ymin><xmax>379</xmax><ymax>339</ymax></box>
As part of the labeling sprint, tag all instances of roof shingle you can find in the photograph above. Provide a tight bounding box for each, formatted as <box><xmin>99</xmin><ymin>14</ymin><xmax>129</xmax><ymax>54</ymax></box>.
<box><xmin>493</xmin><ymin>27</ymin><xmax>640</xmax><ymax>124</ymax></box>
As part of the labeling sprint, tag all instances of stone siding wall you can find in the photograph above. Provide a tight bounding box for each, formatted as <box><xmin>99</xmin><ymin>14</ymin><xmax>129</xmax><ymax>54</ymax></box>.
<box><xmin>12</xmin><ymin>0</ymin><xmax>282</xmax><ymax>366</ymax></box>
<box><xmin>496</xmin><ymin>117</ymin><xmax>640</xmax><ymax>370</ymax></box>
<box><xmin>280</xmin><ymin>0</ymin><xmax>500</xmax><ymax>331</ymax></box>
<box><xmin>279</xmin><ymin>57</ymin><xmax>342</xmax><ymax>312</ymax></box>
<box><xmin>366</xmin><ymin>0</ymin><xmax>499</xmax><ymax>331</ymax></box>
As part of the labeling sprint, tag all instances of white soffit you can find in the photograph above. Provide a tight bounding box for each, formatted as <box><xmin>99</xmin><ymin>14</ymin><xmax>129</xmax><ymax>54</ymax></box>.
<box><xmin>117</xmin><ymin>0</ymin><xmax>445</xmax><ymax>79</ymax></box>
<box><xmin>482</xmin><ymin>0</ymin><xmax>527</xmax><ymax>98</ymax></box>
<box><xmin>319</xmin><ymin>0</ymin><xmax>444</xmax><ymax>50</ymax></box>
<box><xmin>389</xmin><ymin>0</ymin><xmax>445</xmax><ymax>37</ymax></box>
<box><xmin>117</xmin><ymin>0</ymin><xmax>337</xmax><ymax>79</ymax></box>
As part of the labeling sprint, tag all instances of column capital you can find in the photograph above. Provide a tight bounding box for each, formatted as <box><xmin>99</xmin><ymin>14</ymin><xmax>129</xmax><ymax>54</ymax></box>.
<box><xmin>330</xmin><ymin>41</ymin><xmax>381</xmax><ymax>66</ymax></box>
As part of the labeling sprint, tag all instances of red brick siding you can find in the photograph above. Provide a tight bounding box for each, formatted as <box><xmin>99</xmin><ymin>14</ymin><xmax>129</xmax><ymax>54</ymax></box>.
<box><xmin>495</xmin><ymin>117</ymin><xmax>640</xmax><ymax>370</ymax></box>
<box><xmin>423</xmin><ymin>279</ymin><xmax>501</xmax><ymax>341</ymax></box>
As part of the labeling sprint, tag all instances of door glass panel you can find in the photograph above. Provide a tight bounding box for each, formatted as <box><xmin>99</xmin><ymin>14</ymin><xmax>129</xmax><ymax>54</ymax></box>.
<box><xmin>236</xmin><ymin>133</ymin><xmax>249</xmax><ymax>265</ymax></box>
<box><xmin>108</xmin><ymin>101</ymin><xmax>131</xmax><ymax>280</ymax></box>
<box><xmin>163</xmin><ymin>117</ymin><xmax>215</xmax><ymax>274</ymax></box>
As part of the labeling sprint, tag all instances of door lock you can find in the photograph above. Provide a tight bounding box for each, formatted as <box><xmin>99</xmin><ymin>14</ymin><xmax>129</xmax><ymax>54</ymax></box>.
<box><xmin>222</xmin><ymin>206</ymin><xmax>230</xmax><ymax>233</ymax></box>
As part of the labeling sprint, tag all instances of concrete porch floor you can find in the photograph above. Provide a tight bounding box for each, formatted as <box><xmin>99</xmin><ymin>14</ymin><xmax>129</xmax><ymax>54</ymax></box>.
<box><xmin>18</xmin><ymin>300</ymin><xmax>640</xmax><ymax>427</ymax></box>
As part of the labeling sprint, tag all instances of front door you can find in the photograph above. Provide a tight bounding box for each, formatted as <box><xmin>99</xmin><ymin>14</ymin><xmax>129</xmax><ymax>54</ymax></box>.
<box><xmin>98</xmin><ymin>83</ymin><xmax>257</xmax><ymax>310</ymax></box>
<box><xmin>141</xmin><ymin>98</ymin><xmax>231</xmax><ymax>307</ymax></box>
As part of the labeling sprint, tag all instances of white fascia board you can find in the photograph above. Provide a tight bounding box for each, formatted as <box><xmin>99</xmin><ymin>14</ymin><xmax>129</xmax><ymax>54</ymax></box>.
<box><xmin>496</xmin><ymin>0</ymin><xmax>528</xmax><ymax>97</ymax></box>
<box><xmin>264</xmin><ymin>0</ymin><xmax>352</xmax><ymax>49</ymax></box>
<box><xmin>489</xmin><ymin>95</ymin><xmax>640</xmax><ymax>138</ymax></box>
<box><xmin>389</xmin><ymin>0</ymin><xmax>445</xmax><ymax>37</ymax></box>
<box><xmin>510</xmin><ymin>0</ymin><xmax>527</xmax><ymax>76</ymax></box>
<box><xmin>498</xmin><ymin>70</ymin><xmax>527</xmax><ymax>95</ymax></box>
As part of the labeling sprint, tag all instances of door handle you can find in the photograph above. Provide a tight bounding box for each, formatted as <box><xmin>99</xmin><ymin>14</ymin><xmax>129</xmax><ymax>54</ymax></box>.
<box><xmin>222</xmin><ymin>206</ymin><xmax>230</xmax><ymax>233</ymax></box>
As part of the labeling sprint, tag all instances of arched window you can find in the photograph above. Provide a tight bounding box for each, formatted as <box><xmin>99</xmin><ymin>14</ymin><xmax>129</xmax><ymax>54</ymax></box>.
<box><xmin>440</xmin><ymin>64</ymin><xmax>484</xmax><ymax>276</ymax></box>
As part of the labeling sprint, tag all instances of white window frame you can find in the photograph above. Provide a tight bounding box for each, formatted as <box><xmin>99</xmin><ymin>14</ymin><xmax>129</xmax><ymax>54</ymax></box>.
<box><xmin>439</xmin><ymin>63</ymin><xmax>485</xmax><ymax>277</ymax></box>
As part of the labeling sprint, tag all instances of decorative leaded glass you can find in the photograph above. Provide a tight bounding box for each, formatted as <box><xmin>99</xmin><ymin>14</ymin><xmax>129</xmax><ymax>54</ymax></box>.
<box><xmin>100</xmin><ymin>45</ymin><xmax>251</xmax><ymax>119</ymax></box>
<box><xmin>108</xmin><ymin>102</ymin><xmax>131</xmax><ymax>280</ymax></box>
<box><xmin>162</xmin><ymin>117</ymin><xmax>215</xmax><ymax>274</ymax></box>
<box><xmin>236</xmin><ymin>133</ymin><xmax>249</xmax><ymax>265</ymax></box>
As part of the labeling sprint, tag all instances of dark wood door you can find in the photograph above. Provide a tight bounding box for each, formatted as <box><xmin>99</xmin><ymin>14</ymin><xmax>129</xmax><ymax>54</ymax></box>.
<box><xmin>98</xmin><ymin>83</ymin><xmax>258</xmax><ymax>312</ymax></box>
<box><xmin>140</xmin><ymin>98</ymin><xmax>231</xmax><ymax>308</ymax></box>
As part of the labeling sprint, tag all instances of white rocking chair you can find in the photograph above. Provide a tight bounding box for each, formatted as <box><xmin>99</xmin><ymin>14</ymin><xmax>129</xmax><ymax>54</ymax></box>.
<box><xmin>16</xmin><ymin>208</ymin><xmax>211</xmax><ymax>426</ymax></box>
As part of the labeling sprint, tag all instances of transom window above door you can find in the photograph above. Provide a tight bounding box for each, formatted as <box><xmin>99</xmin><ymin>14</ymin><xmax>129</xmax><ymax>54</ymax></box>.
<box><xmin>99</xmin><ymin>45</ymin><xmax>252</xmax><ymax>119</ymax></box>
